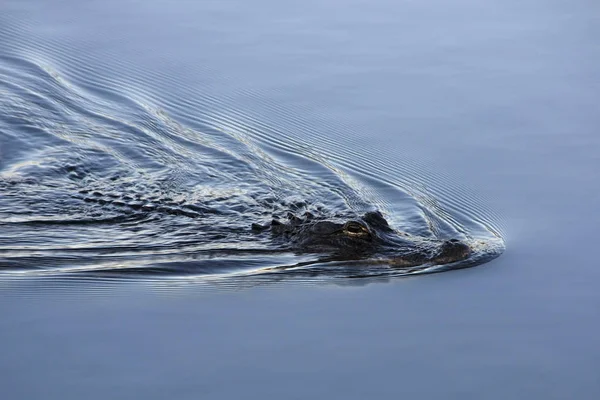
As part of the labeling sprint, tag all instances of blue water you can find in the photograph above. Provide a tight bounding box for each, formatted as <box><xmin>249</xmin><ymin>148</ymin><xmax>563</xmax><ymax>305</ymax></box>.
<box><xmin>1</xmin><ymin>0</ymin><xmax>599</xmax><ymax>398</ymax></box>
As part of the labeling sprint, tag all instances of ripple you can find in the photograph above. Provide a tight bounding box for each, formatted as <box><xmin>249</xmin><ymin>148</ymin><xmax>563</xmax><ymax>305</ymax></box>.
<box><xmin>0</xmin><ymin>11</ymin><xmax>505</xmax><ymax>287</ymax></box>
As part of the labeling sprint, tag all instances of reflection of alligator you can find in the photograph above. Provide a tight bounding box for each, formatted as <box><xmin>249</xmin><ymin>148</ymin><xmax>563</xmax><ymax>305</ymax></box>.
<box><xmin>251</xmin><ymin>210</ymin><xmax>471</xmax><ymax>267</ymax></box>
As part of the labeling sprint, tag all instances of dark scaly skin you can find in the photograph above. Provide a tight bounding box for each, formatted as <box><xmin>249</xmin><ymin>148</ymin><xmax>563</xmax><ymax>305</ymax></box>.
<box><xmin>252</xmin><ymin>211</ymin><xmax>471</xmax><ymax>267</ymax></box>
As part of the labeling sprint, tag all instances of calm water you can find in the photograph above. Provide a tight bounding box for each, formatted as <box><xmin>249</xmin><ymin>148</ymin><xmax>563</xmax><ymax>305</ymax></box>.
<box><xmin>1</xmin><ymin>0</ymin><xmax>599</xmax><ymax>398</ymax></box>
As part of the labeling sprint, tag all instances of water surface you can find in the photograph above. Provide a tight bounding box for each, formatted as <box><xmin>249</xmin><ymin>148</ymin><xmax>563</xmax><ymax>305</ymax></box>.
<box><xmin>1</xmin><ymin>0</ymin><xmax>599</xmax><ymax>398</ymax></box>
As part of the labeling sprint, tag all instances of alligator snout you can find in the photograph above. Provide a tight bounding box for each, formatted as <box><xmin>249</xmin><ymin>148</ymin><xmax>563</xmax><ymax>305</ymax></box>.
<box><xmin>432</xmin><ymin>239</ymin><xmax>471</xmax><ymax>265</ymax></box>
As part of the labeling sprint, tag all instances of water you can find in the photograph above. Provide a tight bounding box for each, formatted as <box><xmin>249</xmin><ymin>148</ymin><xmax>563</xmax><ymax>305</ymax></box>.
<box><xmin>0</xmin><ymin>0</ymin><xmax>504</xmax><ymax>279</ymax></box>
<box><xmin>1</xmin><ymin>0</ymin><xmax>599</xmax><ymax>398</ymax></box>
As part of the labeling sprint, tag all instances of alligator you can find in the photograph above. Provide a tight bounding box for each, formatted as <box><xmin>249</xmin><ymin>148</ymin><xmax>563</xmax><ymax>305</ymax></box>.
<box><xmin>69</xmin><ymin>186</ymin><xmax>473</xmax><ymax>269</ymax></box>
<box><xmin>0</xmin><ymin>163</ymin><xmax>490</xmax><ymax>276</ymax></box>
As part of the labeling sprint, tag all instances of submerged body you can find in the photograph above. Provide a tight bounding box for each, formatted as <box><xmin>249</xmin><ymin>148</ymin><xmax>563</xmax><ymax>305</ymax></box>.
<box><xmin>72</xmin><ymin>189</ymin><xmax>473</xmax><ymax>269</ymax></box>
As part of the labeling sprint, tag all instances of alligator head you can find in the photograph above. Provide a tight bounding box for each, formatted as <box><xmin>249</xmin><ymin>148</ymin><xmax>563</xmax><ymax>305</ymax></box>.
<box><xmin>252</xmin><ymin>210</ymin><xmax>471</xmax><ymax>267</ymax></box>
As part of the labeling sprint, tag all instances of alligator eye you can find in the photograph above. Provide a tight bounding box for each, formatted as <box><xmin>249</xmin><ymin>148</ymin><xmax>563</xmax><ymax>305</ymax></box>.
<box><xmin>343</xmin><ymin>221</ymin><xmax>369</xmax><ymax>237</ymax></box>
